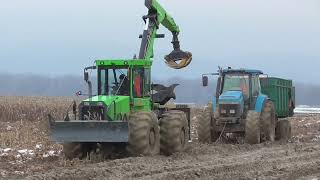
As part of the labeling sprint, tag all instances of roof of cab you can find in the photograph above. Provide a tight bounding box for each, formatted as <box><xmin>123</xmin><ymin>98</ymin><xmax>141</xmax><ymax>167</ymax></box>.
<box><xmin>222</xmin><ymin>68</ymin><xmax>263</xmax><ymax>75</ymax></box>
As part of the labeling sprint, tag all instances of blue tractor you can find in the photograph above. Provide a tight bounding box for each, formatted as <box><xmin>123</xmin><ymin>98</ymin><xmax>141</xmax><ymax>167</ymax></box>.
<box><xmin>198</xmin><ymin>67</ymin><xmax>293</xmax><ymax>144</ymax></box>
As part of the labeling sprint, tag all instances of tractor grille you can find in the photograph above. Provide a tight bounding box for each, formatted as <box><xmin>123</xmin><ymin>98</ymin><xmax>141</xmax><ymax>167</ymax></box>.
<box><xmin>81</xmin><ymin>106</ymin><xmax>105</xmax><ymax>120</ymax></box>
<box><xmin>219</xmin><ymin>104</ymin><xmax>239</xmax><ymax>118</ymax></box>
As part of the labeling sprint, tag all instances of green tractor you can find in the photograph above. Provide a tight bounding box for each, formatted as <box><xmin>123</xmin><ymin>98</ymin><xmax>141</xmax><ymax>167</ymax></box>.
<box><xmin>49</xmin><ymin>0</ymin><xmax>192</xmax><ymax>159</ymax></box>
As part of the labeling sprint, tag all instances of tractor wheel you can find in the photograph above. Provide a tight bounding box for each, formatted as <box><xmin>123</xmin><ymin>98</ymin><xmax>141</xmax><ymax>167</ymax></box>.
<box><xmin>127</xmin><ymin>111</ymin><xmax>160</xmax><ymax>156</ymax></box>
<box><xmin>160</xmin><ymin>110</ymin><xmax>188</xmax><ymax>155</ymax></box>
<box><xmin>62</xmin><ymin>143</ymin><xmax>95</xmax><ymax>160</ymax></box>
<box><xmin>276</xmin><ymin>119</ymin><xmax>292</xmax><ymax>141</ymax></box>
<box><xmin>260</xmin><ymin>101</ymin><xmax>276</xmax><ymax>142</ymax></box>
<box><xmin>211</xmin><ymin>118</ymin><xmax>220</xmax><ymax>142</ymax></box>
<box><xmin>212</xmin><ymin>107</ymin><xmax>220</xmax><ymax>142</ymax></box>
<box><xmin>245</xmin><ymin>111</ymin><xmax>261</xmax><ymax>144</ymax></box>
<box><xmin>197</xmin><ymin>107</ymin><xmax>212</xmax><ymax>143</ymax></box>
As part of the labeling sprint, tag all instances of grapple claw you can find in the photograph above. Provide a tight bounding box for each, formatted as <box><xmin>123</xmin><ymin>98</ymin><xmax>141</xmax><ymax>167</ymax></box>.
<box><xmin>164</xmin><ymin>50</ymin><xmax>192</xmax><ymax>69</ymax></box>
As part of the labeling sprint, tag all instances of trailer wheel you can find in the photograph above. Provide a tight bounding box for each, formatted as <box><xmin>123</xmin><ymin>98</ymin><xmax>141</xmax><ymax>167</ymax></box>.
<box><xmin>197</xmin><ymin>107</ymin><xmax>212</xmax><ymax>143</ymax></box>
<box><xmin>160</xmin><ymin>110</ymin><xmax>188</xmax><ymax>155</ymax></box>
<box><xmin>245</xmin><ymin>111</ymin><xmax>261</xmax><ymax>144</ymax></box>
<box><xmin>127</xmin><ymin>111</ymin><xmax>160</xmax><ymax>156</ymax></box>
<box><xmin>62</xmin><ymin>143</ymin><xmax>95</xmax><ymax>160</ymax></box>
<box><xmin>260</xmin><ymin>101</ymin><xmax>276</xmax><ymax>142</ymax></box>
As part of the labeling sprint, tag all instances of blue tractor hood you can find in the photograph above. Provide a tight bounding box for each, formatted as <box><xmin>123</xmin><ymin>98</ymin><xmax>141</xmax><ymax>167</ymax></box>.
<box><xmin>219</xmin><ymin>91</ymin><xmax>244</xmax><ymax>104</ymax></box>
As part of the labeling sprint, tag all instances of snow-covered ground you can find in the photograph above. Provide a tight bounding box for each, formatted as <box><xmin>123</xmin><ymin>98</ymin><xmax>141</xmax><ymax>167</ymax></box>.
<box><xmin>295</xmin><ymin>105</ymin><xmax>320</xmax><ymax>114</ymax></box>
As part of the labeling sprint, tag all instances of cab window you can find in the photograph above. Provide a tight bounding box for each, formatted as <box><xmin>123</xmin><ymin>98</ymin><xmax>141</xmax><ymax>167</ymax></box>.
<box><xmin>251</xmin><ymin>75</ymin><xmax>260</xmax><ymax>96</ymax></box>
<box><xmin>143</xmin><ymin>68</ymin><xmax>151</xmax><ymax>97</ymax></box>
<box><xmin>133</xmin><ymin>69</ymin><xmax>143</xmax><ymax>97</ymax></box>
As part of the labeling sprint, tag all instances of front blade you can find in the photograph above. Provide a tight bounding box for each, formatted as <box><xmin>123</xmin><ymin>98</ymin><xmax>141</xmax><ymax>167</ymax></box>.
<box><xmin>49</xmin><ymin>120</ymin><xmax>129</xmax><ymax>143</ymax></box>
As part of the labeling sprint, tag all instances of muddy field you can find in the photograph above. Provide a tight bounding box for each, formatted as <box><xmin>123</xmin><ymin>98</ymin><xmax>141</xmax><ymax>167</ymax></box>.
<box><xmin>0</xmin><ymin>97</ymin><xmax>320</xmax><ymax>179</ymax></box>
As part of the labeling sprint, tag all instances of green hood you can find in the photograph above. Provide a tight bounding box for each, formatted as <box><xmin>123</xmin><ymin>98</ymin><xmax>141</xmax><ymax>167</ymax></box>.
<box><xmin>83</xmin><ymin>95</ymin><xmax>130</xmax><ymax>121</ymax></box>
<box><xmin>83</xmin><ymin>95</ymin><xmax>128</xmax><ymax>105</ymax></box>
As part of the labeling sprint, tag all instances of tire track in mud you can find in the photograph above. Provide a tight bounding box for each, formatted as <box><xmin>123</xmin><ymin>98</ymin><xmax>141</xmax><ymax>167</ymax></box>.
<box><xmin>130</xmin><ymin>143</ymin><xmax>320</xmax><ymax>180</ymax></box>
<box><xmin>26</xmin><ymin>142</ymin><xmax>320</xmax><ymax>180</ymax></box>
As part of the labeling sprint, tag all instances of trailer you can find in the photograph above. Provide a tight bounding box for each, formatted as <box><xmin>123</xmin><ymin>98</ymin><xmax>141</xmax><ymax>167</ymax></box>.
<box><xmin>260</xmin><ymin>77</ymin><xmax>295</xmax><ymax>118</ymax></box>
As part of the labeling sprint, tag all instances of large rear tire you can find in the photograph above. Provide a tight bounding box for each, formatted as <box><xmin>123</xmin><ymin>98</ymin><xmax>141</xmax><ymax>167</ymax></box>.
<box><xmin>245</xmin><ymin>111</ymin><xmax>261</xmax><ymax>144</ymax></box>
<box><xmin>197</xmin><ymin>107</ymin><xmax>212</xmax><ymax>143</ymax></box>
<box><xmin>276</xmin><ymin>119</ymin><xmax>292</xmax><ymax>141</ymax></box>
<box><xmin>160</xmin><ymin>110</ymin><xmax>188</xmax><ymax>156</ymax></box>
<box><xmin>260</xmin><ymin>101</ymin><xmax>276</xmax><ymax>142</ymax></box>
<box><xmin>127</xmin><ymin>111</ymin><xmax>160</xmax><ymax>156</ymax></box>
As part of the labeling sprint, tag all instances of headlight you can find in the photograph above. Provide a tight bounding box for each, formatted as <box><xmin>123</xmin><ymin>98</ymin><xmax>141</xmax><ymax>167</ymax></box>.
<box><xmin>221</xmin><ymin>109</ymin><xmax>227</xmax><ymax>114</ymax></box>
<box><xmin>230</xmin><ymin>109</ymin><xmax>236</xmax><ymax>114</ymax></box>
<box><xmin>83</xmin><ymin>102</ymin><xmax>90</xmax><ymax>106</ymax></box>
<box><xmin>97</xmin><ymin>102</ymin><xmax>104</xmax><ymax>106</ymax></box>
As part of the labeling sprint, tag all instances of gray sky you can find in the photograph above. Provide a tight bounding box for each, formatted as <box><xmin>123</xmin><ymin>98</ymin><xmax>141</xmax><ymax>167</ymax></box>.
<box><xmin>0</xmin><ymin>0</ymin><xmax>319</xmax><ymax>84</ymax></box>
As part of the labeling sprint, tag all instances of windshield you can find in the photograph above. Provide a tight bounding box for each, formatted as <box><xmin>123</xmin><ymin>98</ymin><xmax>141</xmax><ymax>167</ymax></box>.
<box><xmin>222</xmin><ymin>74</ymin><xmax>249</xmax><ymax>97</ymax></box>
<box><xmin>98</xmin><ymin>67</ymin><xmax>129</xmax><ymax>96</ymax></box>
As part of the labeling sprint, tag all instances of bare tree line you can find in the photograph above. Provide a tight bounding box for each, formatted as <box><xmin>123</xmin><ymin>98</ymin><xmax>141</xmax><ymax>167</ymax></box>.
<box><xmin>0</xmin><ymin>73</ymin><xmax>318</xmax><ymax>105</ymax></box>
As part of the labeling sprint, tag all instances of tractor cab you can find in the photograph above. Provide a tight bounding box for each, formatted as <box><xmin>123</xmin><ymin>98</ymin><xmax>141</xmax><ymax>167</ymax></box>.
<box><xmin>219</xmin><ymin>69</ymin><xmax>263</xmax><ymax>106</ymax></box>
<box><xmin>95</xmin><ymin>60</ymin><xmax>151</xmax><ymax>100</ymax></box>
<box><xmin>202</xmin><ymin>68</ymin><xmax>264</xmax><ymax>122</ymax></box>
<box><xmin>80</xmin><ymin>59</ymin><xmax>153</xmax><ymax>122</ymax></box>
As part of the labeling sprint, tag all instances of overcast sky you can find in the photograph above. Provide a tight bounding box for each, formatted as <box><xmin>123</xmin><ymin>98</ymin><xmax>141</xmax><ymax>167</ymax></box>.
<box><xmin>0</xmin><ymin>0</ymin><xmax>319</xmax><ymax>84</ymax></box>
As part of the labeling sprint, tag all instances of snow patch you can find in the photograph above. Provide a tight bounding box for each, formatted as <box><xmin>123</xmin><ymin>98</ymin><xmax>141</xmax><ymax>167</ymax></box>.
<box><xmin>36</xmin><ymin>144</ymin><xmax>43</xmax><ymax>150</ymax></box>
<box><xmin>3</xmin><ymin>148</ymin><xmax>12</xmax><ymax>153</ymax></box>
<box><xmin>42</xmin><ymin>150</ymin><xmax>60</xmax><ymax>158</ymax></box>
<box><xmin>6</xmin><ymin>125</ymin><xmax>13</xmax><ymax>131</ymax></box>
<box><xmin>17</xmin><ymin>149</ymin><xmax>35</xmax><ymax>156</ymax></box>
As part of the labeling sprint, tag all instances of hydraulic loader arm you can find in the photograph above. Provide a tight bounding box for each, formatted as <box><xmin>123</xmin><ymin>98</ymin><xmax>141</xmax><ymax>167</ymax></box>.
<box><xmin>139</xmin><ymin>0</ymin><xmax>192</xmax><ymax>69</ymax></box>
<box><xmin>145</xmin><ymin>0</ymin><xmax>180</xmax><ymax>33</ymax></box>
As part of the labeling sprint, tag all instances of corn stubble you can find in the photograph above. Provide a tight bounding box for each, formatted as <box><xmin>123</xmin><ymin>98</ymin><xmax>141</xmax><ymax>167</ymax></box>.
<box><xmin>0</xmin><ymin>96</ymin><xmax>76</xmax><ymax>150</ymax></box>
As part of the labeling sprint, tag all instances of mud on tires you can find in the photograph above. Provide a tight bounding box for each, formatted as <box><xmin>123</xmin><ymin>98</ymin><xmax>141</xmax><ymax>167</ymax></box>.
<box><xmin>260</xmin><ymin>101</ymin><xmax>276</xmax><ymax>142</ymax></box>
<box><xmin>127</xmin><ymin>111</ymin><xmax>160</xmax><ymax>156</ymax></box>
<box><xmin>245</xmin><ymin>111</ymin><xmax>261</xmax><ymax>144</ymax></box>
<box><xmin>211</xmin><ymin>107</ymin><xmax>220</xmax><ymax>142</ymax></box>
<box><xmin>62</xmin><ymin>143</ymin><xmax>95</xmax><ymax>160</ymax></box>
<box><xmin>276</xmin><ymin>119</ymin><xmax>292</xmax><ymax>141</ymax></box>
<box><xmin>160</xmin><ymin>110</ymin><xmax>188</xmax><ymax>156</ymax></box>
<box><xmin>197</xmin><ymin>107</ymin><xmax>212</xmax><ymax>143</ymax></box>
<box><xmin>197</xmin><ymin>106</ymin><xmax>219</xmax><ymax>143</ymax></box>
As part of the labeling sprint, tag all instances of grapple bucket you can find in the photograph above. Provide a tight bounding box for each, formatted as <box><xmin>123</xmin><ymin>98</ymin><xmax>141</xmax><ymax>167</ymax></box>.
<box><xmin>164</xmin><ymin>50</ymin><xmax>192</xmax><ymax>69</ymax></box>
<box><xmin>49</xmin><ymin>119</ymin><xmax>129</xmax><ymax>143</ymax></box>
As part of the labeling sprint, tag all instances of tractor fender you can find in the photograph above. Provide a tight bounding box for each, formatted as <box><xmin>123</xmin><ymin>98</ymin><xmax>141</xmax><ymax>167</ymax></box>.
<box><xmin>254</xmin><ymin>94</ymin><xmax>268</xmax><ymax>113</ymax></box>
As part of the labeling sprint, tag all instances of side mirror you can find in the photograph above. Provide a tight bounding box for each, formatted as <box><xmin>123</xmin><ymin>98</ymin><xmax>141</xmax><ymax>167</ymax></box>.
<box><xmin>84</xmin><ymin>72</ymin><xmax>89</xmax><ymax>82</ymax></box>
<box><xmin>202</xmin><ymin>76</ymin><xmax>208</xmax><ymax>87</ymax></box>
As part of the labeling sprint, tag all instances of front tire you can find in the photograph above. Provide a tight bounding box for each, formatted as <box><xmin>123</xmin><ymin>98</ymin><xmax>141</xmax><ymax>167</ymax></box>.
<box><xmin>160</xmin><ymin>110</ymin><xmax>188</xmax><ymax>156</ymax></box>
<box><xmin>127</xmin><ymin>111</ymin><xmax>160</xmax><ymax>156</ymax></box>
<box><xmin>62</xmin><ymin>143</ymin><xmax>95</xmax><ymax>160</ymax></box>
<box><xmin>245</xmin><ymin>111</ymin><xmax>261</xmax><ymax>144</ymax></box>
<box><xmin>197</xmin><ymin>107</ymin><xmax>212</xmax><ymax>143</ymax></box>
